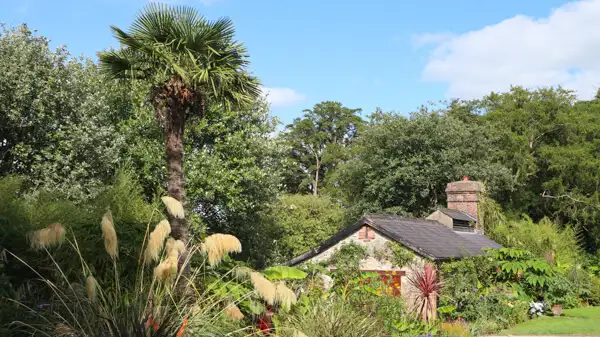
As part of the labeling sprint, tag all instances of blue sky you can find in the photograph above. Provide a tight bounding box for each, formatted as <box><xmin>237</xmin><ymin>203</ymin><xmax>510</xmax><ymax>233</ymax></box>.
<box><xmin>4</xmin><ymin>0</ymin><xmax>595</xmax><ymax>125</ymax></box>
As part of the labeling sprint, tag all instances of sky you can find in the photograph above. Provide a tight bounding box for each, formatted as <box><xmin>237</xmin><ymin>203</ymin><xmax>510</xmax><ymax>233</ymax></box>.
<box><xmin>2</xmin><ymin>0</ymin><xmax>598</xmax><ymax>124</ymax></box>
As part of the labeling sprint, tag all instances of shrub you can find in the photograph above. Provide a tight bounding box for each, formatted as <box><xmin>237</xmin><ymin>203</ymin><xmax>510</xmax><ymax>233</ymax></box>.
<box><xmin>408</xmin><ymin>264</ymin><xmax>444</xmax><ymax>322</ymax></box>
<box><xmin>275</xmin><ymin>295</ymin><xmax>382</xmax><ymax>337</ymax></box>
<box><xmin>439</xmin><ymin>254</ymin><xmax>529</xmax><ymax>333</ymax></box>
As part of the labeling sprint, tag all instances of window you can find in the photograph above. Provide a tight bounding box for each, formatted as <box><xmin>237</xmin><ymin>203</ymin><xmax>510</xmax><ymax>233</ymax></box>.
<box><xmin>453</xmin><ymin>219</ymin><xmax>474</xmax><ymax>232</ymax></box>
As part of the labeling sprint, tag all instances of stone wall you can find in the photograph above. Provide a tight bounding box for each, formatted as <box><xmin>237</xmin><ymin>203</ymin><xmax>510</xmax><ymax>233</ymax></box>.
<box><xmin>305</xmin><ymin>225</ymin><xmax>429</xmax><ymax>306</ymax></box>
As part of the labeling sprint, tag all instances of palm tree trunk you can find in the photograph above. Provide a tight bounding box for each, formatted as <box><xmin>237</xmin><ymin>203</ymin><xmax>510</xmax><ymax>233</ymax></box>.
<box><xmin>163</xmin><ymin>101</ymin><xmax>188</xmax><ymax>243</ymax></box>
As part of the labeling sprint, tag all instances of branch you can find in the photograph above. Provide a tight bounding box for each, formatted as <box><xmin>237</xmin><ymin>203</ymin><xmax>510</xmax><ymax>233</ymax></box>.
<box><xmin>541</xmin><ymin>190</ymin><xmax>600</xmax><ymax>209</ymax></box>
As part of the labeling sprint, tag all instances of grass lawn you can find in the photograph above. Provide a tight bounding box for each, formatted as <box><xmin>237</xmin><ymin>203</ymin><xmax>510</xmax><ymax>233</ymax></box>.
<box><xmin>500</xmin><ymin>306</ymin><xmax>600</xmax><ymax>335</ymax></box>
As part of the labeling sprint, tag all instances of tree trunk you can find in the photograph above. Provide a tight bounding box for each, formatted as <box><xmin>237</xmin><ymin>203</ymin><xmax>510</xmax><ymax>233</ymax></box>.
<box><xmin>313</xmin><ymin>158</ymin><xmax>320</xmax><ymax>196</ymax></box>
<box><xmin>164</xmin><ymin>103</ymin><xmax>189</xmax><ymax>243</ymax></box>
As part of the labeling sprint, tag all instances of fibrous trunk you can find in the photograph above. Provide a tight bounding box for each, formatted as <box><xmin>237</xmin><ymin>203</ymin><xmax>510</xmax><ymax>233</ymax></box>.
<box><xmin>154</xmin><ymin>77</ymin><xmax>194</xmax><ymax>244</ymax></box>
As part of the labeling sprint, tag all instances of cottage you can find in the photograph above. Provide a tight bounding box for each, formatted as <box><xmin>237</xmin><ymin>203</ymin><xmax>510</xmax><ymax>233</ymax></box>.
<box><xmin>287</xmin><ymin>177</ymin><xmax>501</xmax><ymax>301</ymax></box>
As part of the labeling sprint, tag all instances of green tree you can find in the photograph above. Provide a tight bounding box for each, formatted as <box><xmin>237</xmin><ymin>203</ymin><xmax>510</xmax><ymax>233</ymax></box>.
<box><xmin>98</xmin><ymin>4</ymin><xmax>261</xmax><ymax>241</ymax></box>
<box><xmin>477</xmin><ymin>87</ymin><xmax>600</xmax><ymax>250</ymax></box>
<box><xmin>282</xmin><ymin>101</ymin><xmax>363</xmax><ymax>195</ymax></box>
<box><xmin>338</xmin><ymin>108</ymin><xmax>511</xmax><ymax>217</ymax></box>
<box><xmin>269</xmin><ymin>194</ymin><xmax>345</xmax><ymax>263</ymax></box>
<box><xmin>0</xmin><ymin>24</ymin><xmax>130</xmax><ymax>199</ymax></box>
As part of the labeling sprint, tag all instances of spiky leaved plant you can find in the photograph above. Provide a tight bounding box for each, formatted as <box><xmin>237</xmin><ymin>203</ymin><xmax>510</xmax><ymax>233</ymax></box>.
<box><xmin>407</xmin><ymin>263</ymin><xmax>444</xmax><ymax>323</ymax></box>
<box><xmin>9</xmin><ymin>212</ymin><xmax>255</xmax><ymax>336</ymax></box>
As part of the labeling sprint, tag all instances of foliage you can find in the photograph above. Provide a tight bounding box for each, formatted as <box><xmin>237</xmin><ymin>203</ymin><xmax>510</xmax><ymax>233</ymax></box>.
<box><xmin>281</xmin><ymin>101</ymin><xmax>364</xmax><ymax>195</ymax></box>
<box><xmin>439</xmin><ymin>254</ymin><xmax>530</xmax><ymax>333</ymax></box>
<box><xmin>337</xmin><ymin>108</ymin><xmax>511</xmax><ymax>218</ymax></box>
<box><xmin>0</xmin><ymin>172</ymin><xmax>158</xmax><ymax>301</ymax></box>
<box><xmin>2</xmin><ymin>191</ymin><xmax>257</xmax><ymax>336</ymax></box>
<box><xmin>474</xmin><ymin>87</ymin><xmax>600</xmax><ymax>251</ymax></box>
<box><xmin>408</xmin><ymin>264</ymin><xmax>444</xmax><ymax>322</ymax></box>
<box><xmin>487</xmin><ymin>248</ymin><xmax>555</xmax><ymax>293</ymax></box>
<box><xmin>391</xmin><ymin>315</ymin><xmax>439</xmax><ymax>337</ymax></box>
<box><xmin>275</xmin><ymin>295</ymin><xmax>382</xmax><ymax>337</ymax></box>
<box><xmin>545</xmin><ymin>273</ymin><xmax>578</xmax><ymax>307</ymax></box>
<box><xmin>262</xmin><ymin>266</ymin><xmax>308</xmax><ymax>280</ymax></box>
<box><xmin>440</xmin><ymin>321</ymin><xmax>472</xmax><ymax>337</ymax></box>
<box><xmin>183</xmin><ymin>99</ymin><xmax>285</xmax><ymax>266</ymax></box>
<box><xmin>489</xmin><ymin>215</ymin><xmax>581</xmax><ymax>267</ymax></box>
<box><xmin>0</xmin><ymin>24</ymin><xmax>131</xmax><ymax>200</ymax></box>
<box><xmin>268</xmin><ymin>194</ymin><xmax>346</xmax><ymax>263</ymax></box>
<box><xmin>374</xmin><ymin>242</ymin><xmax>415</xmax><ymax>268</ymax></box>
<box><xmin>328</xmin><ymin>243</ymin><xmax>367</xmax><ymax>283</ymax></box>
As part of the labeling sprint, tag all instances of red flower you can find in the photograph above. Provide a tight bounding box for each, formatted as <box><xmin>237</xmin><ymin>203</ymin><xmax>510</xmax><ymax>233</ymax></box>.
<box><xmin>176</xmin><ymin>317</ymin><xmax>188</xmax><ymax>337</ymax></box>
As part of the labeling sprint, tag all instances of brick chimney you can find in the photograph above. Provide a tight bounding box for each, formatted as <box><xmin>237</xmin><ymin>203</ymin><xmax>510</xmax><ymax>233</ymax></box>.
<box><xmin>445</xmin><ymin>176</ymin><xmax>483</xmax><ymax>224</ymax></box>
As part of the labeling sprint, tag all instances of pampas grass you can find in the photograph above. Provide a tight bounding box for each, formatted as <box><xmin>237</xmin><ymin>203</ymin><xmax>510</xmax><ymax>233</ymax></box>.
<box><xmin>165</xmin><ymin>237</ymin><xmax>185</xmax><ymax>256</ymax></box>
<box><xmin>28</xmin><ymin>223</ymin><xmax>66</xmax><ymax>250</ymax></box>
<box><xmin>101</xmin><ymin>210</ymin><xmax>118</xmax><ymax>259</ymax></box>
<box><xmin>144</xmin><ymin>220</ymin><xmax>172</xmax><ymax>263</ymax></box>
<box><xmin>201</xmin><ymin>234</ymin><xmax>242</xmax><ymax>266</ymax></box>
<box><xmin>224</xmin><ymin>303</ymin><xmax>244</xmax><ymax>320</ymax></box>
<box><xmin>275</xmin><ymin>281</ymin><xmax>297</xmax><ymax>311</ymax></box>
<box><xmin>153</xmin><ymin>238</ymin><xmax>185</xmax><ymax>281</ymax></box>
<box><xmin>233</xmin><ymin>266</ymin><xmax>253</xmax><ymax>281</ymax></box>
<box><xmin>161</xmin><ymin>196</ymin><xmax>185</xmax><ymax>219</ymax></box>
<box><xmin>54</xmin><ymin>323</ymin><xmax>74</xmax><ymax>337</ymax></box>
<box><xmin>86</xmin><ymin>275</ymin><xmax>97</xmax><ymax>301</ymax></box>
<box><xmin>250</xmin><ymin>271</ymin><xmax>276</xmax><ymax>305</ymax></box>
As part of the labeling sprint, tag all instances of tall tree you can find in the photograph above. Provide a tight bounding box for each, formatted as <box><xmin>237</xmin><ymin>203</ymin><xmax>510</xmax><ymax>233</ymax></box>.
<box><xmin>338</xmin><ymin>108</ymin><xmax>511</xmax><ymax>218</ymax></box>
<box><xmin>0</xmin><ymin>24</ymin><xmax>130</xmax><ymax>199</ymax></box>
<box><xmin>282</xmin><ymin>101</ymin><xmax>363</xmax><ymax>195</ymax></box>
<box><xmin>98</xmin><ymin>4</ymin><xmax>260</xmax><ymax>241</ymax></box>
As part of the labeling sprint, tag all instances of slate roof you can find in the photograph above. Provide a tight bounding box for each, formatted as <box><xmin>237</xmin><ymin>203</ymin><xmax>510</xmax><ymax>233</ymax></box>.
<box><xmin>287</xmin><ymin>213</ymin><xmax>501</xmax><ymax>266</ymax></box>
<box><xmin>439</xmin><ymin>208</ymin><xmax>478</xmax><ymax>222</ymax></box>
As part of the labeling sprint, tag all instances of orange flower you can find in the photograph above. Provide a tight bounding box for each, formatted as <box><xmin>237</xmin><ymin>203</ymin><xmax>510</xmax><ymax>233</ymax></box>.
<box><xmin>176</xmin><ymin>317</ymin><xmax>188</xmax><ymax>337</ymax></box>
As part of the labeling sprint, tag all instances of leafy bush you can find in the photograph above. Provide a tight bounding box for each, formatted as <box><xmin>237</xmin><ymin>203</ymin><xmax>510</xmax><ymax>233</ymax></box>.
<box><xmin>439</xmin><ymin>253</ymin><xmax>529</xmax><ymax>333</ymax></box>
<box><xmin>489</xmin><ymin>216</ymin><xmax>580</xmax><ymax>267</ymax></box>
<box><xmin>275</xmin><ymin>295</ymin><xmax>382</xmax><ymax>337</ymax></box>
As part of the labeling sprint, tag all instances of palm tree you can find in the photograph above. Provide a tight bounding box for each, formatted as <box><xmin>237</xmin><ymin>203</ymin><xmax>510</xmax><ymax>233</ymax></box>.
<box><xmin>98</xmin><ymin>4</ymin><xmax>261</xmax><ymax>242</ymax></box>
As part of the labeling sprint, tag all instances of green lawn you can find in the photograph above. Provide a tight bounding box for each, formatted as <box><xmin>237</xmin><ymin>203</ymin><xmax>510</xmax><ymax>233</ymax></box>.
<box><xmin>500</xmin><ymin>307</ymin><xmax>600</xmax><ymax>335</ymax></box>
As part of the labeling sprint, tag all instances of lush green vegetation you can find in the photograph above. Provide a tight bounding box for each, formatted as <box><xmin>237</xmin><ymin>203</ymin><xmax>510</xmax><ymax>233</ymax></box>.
<box><xmin>2</xmin><ymin>3</ymin><xmax>600</xmax><ymax>336</ymax></box>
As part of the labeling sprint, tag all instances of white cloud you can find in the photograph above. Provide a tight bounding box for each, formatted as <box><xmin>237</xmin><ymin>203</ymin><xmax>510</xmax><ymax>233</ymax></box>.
<box><xmin>261</xmin><ymin>87</ymin><xmax>306</xmax><ymax>108</ymax></box>
<box><xmin>419</xmin><ymin>0</ymin><xmax>600</xmax><ymax>100</ymax></box>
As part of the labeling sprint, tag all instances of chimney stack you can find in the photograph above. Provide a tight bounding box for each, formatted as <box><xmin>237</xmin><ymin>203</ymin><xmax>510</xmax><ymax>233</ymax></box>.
<box><xmin>445</xmin><ymin>177</ymin><xmax>483</xmax><ymax>224</ymax></box>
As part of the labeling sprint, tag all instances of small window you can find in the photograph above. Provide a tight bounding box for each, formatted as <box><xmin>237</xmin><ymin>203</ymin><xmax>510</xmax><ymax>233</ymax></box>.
<box><xmin>453</xmin><ymin>219</ymin><xmax>474</xmax><ymax>232</ymax></box>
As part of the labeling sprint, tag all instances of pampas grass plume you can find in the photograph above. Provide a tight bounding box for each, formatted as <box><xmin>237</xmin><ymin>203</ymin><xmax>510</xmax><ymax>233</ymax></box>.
<box><xmin>165</xmin><ymin>237</ymin><xmax>185</xmax><ymax>257</ymax></box>
<box><xmin>153</xmin><ymin>237</ymin><xmax>184</xmax><ymax>281</ymax></box>
<box><xmin>54</xmin><ymin>323</ymin><xmax>74</xmax><ymax>337</ymax></box>
<box><xmin>28</xmin><ymin>223</ymin><xmax>66</xmax><ymax>250</ymax></box>
<box><xmin>161</xmin><ymin>196</ymin><xmax>185</xmax><ymax>219</ymax></box>
<box><xmin>144</xmin><ymin>220</ymin><xmax>171</xmax><ymax>263</ymax></box>
<box><xmin>224</xmin><ymin>303</ymin><xmax>244</xmax><ymax>320</ymax></box>
<box><xmin>101</xmin><ymin>210</ymin><xmax>118</xmax><ymax>259</ymax></box>
<box><xmin>250</xmin><ymin>271</ymin><xmax>276</xmax><ymax>305</ymax></box>
<box><xmin>201</xmin><ymin>234</ymin><xmax>242</xmax><ymax>266</ymax></box>
<box><xmin>86</xmin><ymin>275</ymin><xmax>97</xmax><ymax>300</ymax></box>
<box><xmin>233</xmin><ymin>266</ymin><xmax>253</xmax><ymax>281</ymax></box>
<box><xmin>153</xmin><ymin>254</ymin><xmax>178</xmax><ymax>280</ymax></box>
<box><xmin>275</xmin><ymin>281</ymin><xmax>297</xmax><ymax>310</ymax></box>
